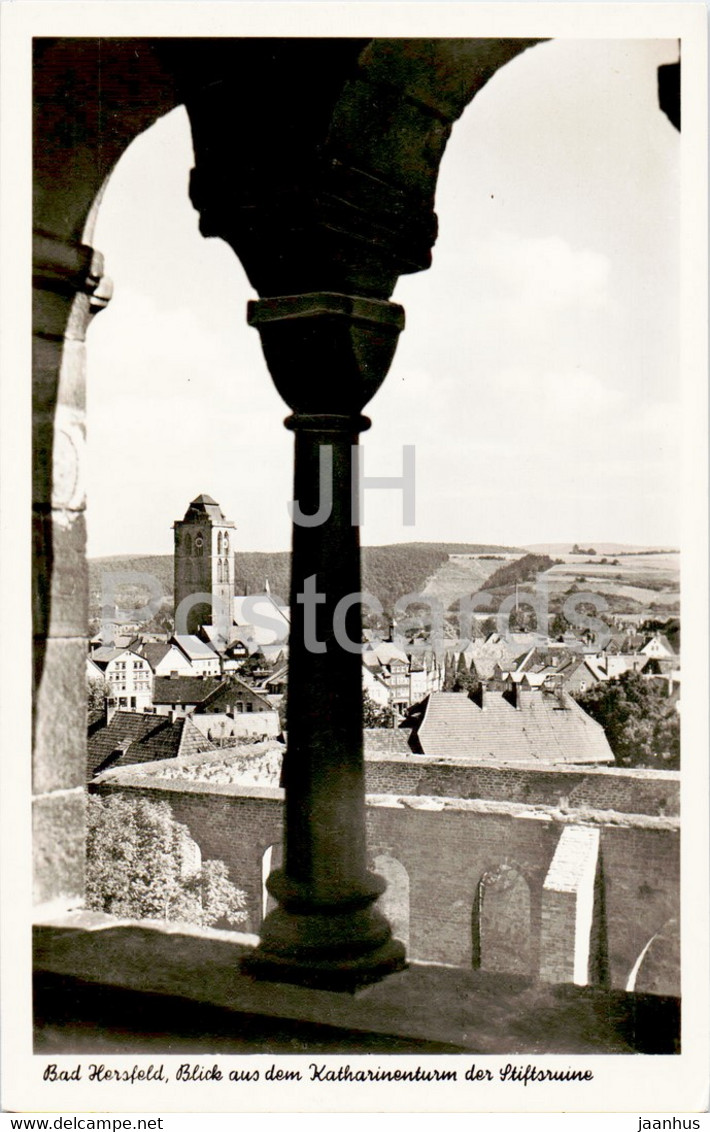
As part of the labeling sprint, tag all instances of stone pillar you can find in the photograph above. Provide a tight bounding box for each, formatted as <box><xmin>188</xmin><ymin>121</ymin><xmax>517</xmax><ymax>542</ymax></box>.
<box><xmin>540</xmin><ymin>825</ymin><xmax>600</xmax><ymax>986</ymax></box>
<box><xmin>32</xmin><ymin>230</ymin><xmax>111</xmax><ymax>909</ymax></box>
<box><xmin>244</xmin><ymin>292</ymin><xmax>406</xmax><ymax>989</ymax></box>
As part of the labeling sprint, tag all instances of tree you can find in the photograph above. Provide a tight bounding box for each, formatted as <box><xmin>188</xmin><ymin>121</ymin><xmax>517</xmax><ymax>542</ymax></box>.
<box><xmin>87</xmin><ymin>677</ymin><xmax>111</xmax><ymax>712</ymax></box>
<box><xmin>452</xmin><ymin>653</ymin><xmax>479</xmax><ymax>695</ymax></box>
<box><xmin>574</xmin><ymin>671</ymin><xmax>679</xmax><ymax>770</ymax></box>
<box><xmin>86</xmin><ymin>794</ymin><xmax>248</xmax><ymax>929</ymax></box>
<box><xmin>363</xmin><ymin>691</ymin><xmax>393</xmax><ymax>728</ymax></box>
<box><xmin>549</xmin><ymin>612</ymin><xmax>569</xmax><ymax>640</ymax></box>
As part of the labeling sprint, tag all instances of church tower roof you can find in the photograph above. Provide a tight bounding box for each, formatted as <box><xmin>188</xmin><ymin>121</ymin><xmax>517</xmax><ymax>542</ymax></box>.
<box><xmin>180</xmin><ymin>494</ymin><xmax>234</xmax><ymax>525</ymax></box>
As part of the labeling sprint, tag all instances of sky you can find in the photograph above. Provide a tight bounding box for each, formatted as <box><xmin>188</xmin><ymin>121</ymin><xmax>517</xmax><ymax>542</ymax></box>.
<box><xmin>87</xmin><ymin>38</ymin><xmax>681</xmax><ymax>558</ymax></box>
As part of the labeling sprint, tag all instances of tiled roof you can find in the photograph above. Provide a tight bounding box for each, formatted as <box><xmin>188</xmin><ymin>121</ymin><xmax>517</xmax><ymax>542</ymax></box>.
<box><xmin>89</xmin><ymin>711</ymin><xmax>215</xmax><ymax>777</ymax></box>
<box><xmin>367</xmin><ymin>642</ymin><xmax>409</xmax><ymax>666</ymax></box>
<box><xmin>172</xmin><ymin>635</ymin><xmax>220</xmax><ymax>660</ymax></box>
<box><xmin>200</xmin><ymin>677</ymin><xmax>273</xmax><ymax>712</ymax></box>
<box><xmin>265</xmin><ymin>664</ymin><xmax>288</xmax><ymax>685</ymax></box>
<box><xmin>90</xmin><ymin>647</ymin><xmax>126</xmax><ymax>665</ymax></box>
<box><xmin>413</xmin><ymin>690</ymin><xmax>612</xmax><ymax>765</ymax></box>
<box><xmin>152</xmin><ymin>676</ymin><xmax>225</xmax><ymax>705</ymax></box>
<box><xmin>364</xmin><ymin>728</ymin><xmax>413</xmax><ymax>754</ymax></box>
<box><xmin>180</xmin><ymin>494</ymin><xmax>234</xmax><ymax>524</ymax></box>
<box><xmin>138</xmin><ymin>642</ymin><xmax>173</xmax><ymax>670</ymax></box>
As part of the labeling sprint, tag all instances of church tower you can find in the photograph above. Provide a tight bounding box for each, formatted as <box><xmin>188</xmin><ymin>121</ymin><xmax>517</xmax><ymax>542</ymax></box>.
<box><xmin>173</xmin><ymin>494</ymin><xmax>235</xmax><ymax>635</ymax></box>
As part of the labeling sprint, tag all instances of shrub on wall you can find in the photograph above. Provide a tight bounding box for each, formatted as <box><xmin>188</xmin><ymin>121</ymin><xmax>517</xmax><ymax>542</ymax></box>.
<box><xmin>574</xmin><ymin>671</ymin><xmax>680</xmax><ymax>770</ymax></box>
<box><xmin>86</xmin><ymin>794</ymin><xmax>248</xmax><ymax>929</ymax></box>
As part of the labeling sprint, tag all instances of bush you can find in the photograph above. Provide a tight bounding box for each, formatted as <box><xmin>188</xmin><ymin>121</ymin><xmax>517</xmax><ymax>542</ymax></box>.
<box><xmin>86</xmin><ymin>794</ymin><xmax>248</xmax><ymax>929</ymax></box>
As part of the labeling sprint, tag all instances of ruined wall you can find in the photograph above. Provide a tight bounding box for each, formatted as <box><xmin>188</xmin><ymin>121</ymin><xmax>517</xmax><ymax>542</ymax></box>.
<box><xmin>93</xmin><ymin>770</ymin><xmax>679</xmax><ymax>993</ymax></box>
<box><xmin>364</xmin><ymin>757</ymin><xmax>679</xmax><ymax>817</ymax></box>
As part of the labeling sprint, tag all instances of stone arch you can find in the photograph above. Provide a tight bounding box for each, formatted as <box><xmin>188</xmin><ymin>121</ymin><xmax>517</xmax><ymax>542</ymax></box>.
<box><xmin>32</xmin><ymin>36</ymin><xmax>676</xmax><ymax>927</ymax></box>
<box><xmin>217</xmin><ymin>531</ymin><xmax>223</xmax><ymax>554</ymax></box>
<box><xmin>34</xmin><ymin>37</ymin><xmax>544</xmax><ymax>723</ymax></box>
<box><xmin>183</xmin><ymin>533</ymin><xmax>192</xmax><ymax>557</ymax></box>
<box><xmin>472</xmin><ymin>863</ymin><xmax>533</xmax><ymax>975</ymax></box>
<box><xmin>626</xmin><ymin>919</ymin><xmax>680</xmax><ymax>997</ymax></box>
<box><xmin>372</xmin><ymin>853</ymin><xmax>410</xmax><ymax>948</ymax></box>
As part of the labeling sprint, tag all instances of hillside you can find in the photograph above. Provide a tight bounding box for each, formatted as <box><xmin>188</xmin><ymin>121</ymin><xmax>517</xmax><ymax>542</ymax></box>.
<box><xmin>88</xmin><ymin>542</ymin><xmax>520</xmax><ymax>620</ymax></box>
<box><xmin>525</xmin><ymin>543</ymin><xmax>679</xmax><ymax>556</ymax></box>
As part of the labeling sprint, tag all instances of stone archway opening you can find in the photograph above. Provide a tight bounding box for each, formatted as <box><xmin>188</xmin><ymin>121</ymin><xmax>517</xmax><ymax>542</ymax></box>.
<box><xmin>473</xmin><ymin>864</ymin><xmax>533</xmax><ymax>976</ymax></box>
<box><xmin>372</xmin><ymin>853</ymin><xmax>410</xmax><ymax>949</ymax></box>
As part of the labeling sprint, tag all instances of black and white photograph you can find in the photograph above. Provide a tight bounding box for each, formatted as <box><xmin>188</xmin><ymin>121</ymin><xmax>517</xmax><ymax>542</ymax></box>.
<box><xmin>1</xmin><ymin>0</ymin><xmax>708</xmax><ymax>1118</ymax></box>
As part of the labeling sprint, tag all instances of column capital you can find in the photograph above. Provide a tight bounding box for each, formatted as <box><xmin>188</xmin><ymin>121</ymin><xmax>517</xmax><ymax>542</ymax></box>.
<box><xmin>247</xmin><ymin>291</ymin><xmax>405</xmax><ymax>417</ymax></box>
<box><xmin>247</xmin><ymin>291</ymin><xmax>404</xmax><ymax>331</ymax></box>
<box><xmin>33</xmin><ymin>230</ymin><xmax>106</xmax><ymax>300</ymax></box>
<box><xmin>33</xmin><ymin>230</ymin><xmax>113</xmax><ymax>342</ymax></box>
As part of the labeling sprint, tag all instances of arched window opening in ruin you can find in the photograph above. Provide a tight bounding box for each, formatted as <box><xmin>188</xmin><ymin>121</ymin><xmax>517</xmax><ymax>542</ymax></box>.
<box><xmin>387</xmin><ymin>40</ymin><xmax>679</xmax><ymax>560</ymax></box>
<box><xmin>261</xmin><ymin>843</ymin><xmax>283</xmax><ymax>923</ymax></box>
<box><xmin>626</xmin><ymin>919</ymin><xmax>680</xmax><ymax>997</ymax></box>
<box><xmin>87</xmin><ymin>105</ymin><xmax>292</xmax><ymax>572</ymax></box>
<box><xmin>472</xmin><ymin>864</ymin><xmax>532</xmax><ymax>975</ymax></box>
<box><xmin>372</xmin><ymin>854</ymin><xmax>410</xmax><ymax>949</ymax></box>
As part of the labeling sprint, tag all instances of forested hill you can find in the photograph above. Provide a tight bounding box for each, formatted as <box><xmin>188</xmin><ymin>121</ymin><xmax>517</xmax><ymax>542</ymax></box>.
<box><xmin>89</xmin><ymin>542</ymin><xmax>520</xmax><ymax>618</ymax></box>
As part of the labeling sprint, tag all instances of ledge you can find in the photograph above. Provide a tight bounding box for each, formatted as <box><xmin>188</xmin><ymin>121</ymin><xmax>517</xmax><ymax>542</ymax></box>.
<box><xmin>34</xmin><ymin>914</ymin><xmax>679</xmax><ymax>1056</ymax></box>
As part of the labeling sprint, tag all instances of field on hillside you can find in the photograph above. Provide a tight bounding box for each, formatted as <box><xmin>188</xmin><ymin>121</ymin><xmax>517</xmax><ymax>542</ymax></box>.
<box><xmin>421</xmin><ymin>554</ymin><xmax>516</xmax><ymax>610</ymax></box>
<box><xmin>541</xmin><ymin>553</ymin><xmax>680</xmax><ymax>611</ymax></box>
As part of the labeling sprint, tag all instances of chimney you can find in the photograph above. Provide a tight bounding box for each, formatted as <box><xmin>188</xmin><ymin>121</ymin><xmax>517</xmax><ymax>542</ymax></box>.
<box><xmin>104</xmin><ymin>697</ymin><xmax>118</xmax><ymax>726</ymax></box>
<box><xmin>516</xmin><ymin>681</ymin><xmax>534</xmax><ymax>708</ymax></box>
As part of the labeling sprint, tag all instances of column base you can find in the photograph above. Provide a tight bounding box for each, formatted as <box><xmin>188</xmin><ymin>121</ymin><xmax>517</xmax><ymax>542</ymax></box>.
<box><xmin>242</xmin><ymin>937</ymin><xmax>407</xmax><ymax>993</ymax></box>
<box><xmin>241</xmin><ymin>898</ymin><xmax>407</xmax><ymax>992</ymax></box>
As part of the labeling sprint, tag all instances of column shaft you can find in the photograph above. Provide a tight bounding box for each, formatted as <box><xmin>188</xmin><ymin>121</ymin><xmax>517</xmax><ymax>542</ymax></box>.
<box><xmin>244</xmin><ymin>293</ymin><xmax>406</xmax><ymax>989</ymax></box>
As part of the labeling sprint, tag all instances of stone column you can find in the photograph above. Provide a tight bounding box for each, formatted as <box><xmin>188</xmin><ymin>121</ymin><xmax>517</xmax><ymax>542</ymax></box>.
<box><xmin>244</xmin><ymin>292</ymin><xmax>406</xmax><ymax>989</ymax></box>
<box><xmin>32</xmin><ymin>231</ymin><xmax>111</xmax><ymax>908</ymax></box>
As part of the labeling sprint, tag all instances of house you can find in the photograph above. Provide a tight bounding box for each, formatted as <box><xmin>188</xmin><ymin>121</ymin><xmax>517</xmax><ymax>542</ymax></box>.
<box><xmin>555</xmin><ymin>656</ymin><xmax>606</xmax><ymax>696</ymax></box>
<box><xmin>362</xmin><ymin>659</ymin><xmax>391</xmax><ymax>708</ymax></box>
<box><xmin>263</xmin><ymin>664</ymin><xmax>288</xmax><ymax>696</ymax></box>
<box><xmin>86</xmin><ymin>656</ymin><xmax>105</xmax><ymax>685</ymax></box>
<box><xmin>137</xmin><ymin>641</ymin><xmax>195</xmax><ymax>678</ymax></box>
<box><xmin>90</xmin><ymin>647</ymin><xmax>154</xmax><ymax>711</ymax></box>
<box><xmin>88</xmin><ymin>710</ymin><xmax>216</xmax><ymax>777</ymax></box>
<box><xmin>639</xmin><ymin>633</ymin><xmax>676</xmax><ymax>661</ymax></box>
<box><xmin>409</xmin><ymin>687</ymin><xmax>614</xmax><ymax>765</ymax></box>
<box><xmin>361</xmin><ymin>641</ymin><xmax>441</xmax><ymax>713</ymax></box>
<box><xmin>593</xmin><ymin>653</ymin><xmax>646</xmax><ymax>679</ymax></box>
<box><xmin>170</xmin><ymin>634</ymin><xmax>221</xmax><ymax>677</ymax></box>
<box><xmin>152</xmin><ymin>676</ymin><xmax>226</xmax><ymax>717</ymax></box>
<box><xmin>195</xmin><ymin>676</ymin><xmax>274</xmax><ymax>716</ymax></box>
<box><xmin>232</xmin><ymin>595</ymin><xmax>290</xmax><ymax>648</ymax></box>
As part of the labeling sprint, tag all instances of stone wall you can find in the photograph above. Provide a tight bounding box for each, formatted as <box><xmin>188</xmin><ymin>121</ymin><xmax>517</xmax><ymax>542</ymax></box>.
<box><xmin>92</xmin><ymin>770</ymin><xmax>680</xmax><ymax>995</ymax></box>
<box><xmin>364</xmin><ymin>755</ymin><xmax>679</xmax><ymax>817</ymax></box>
